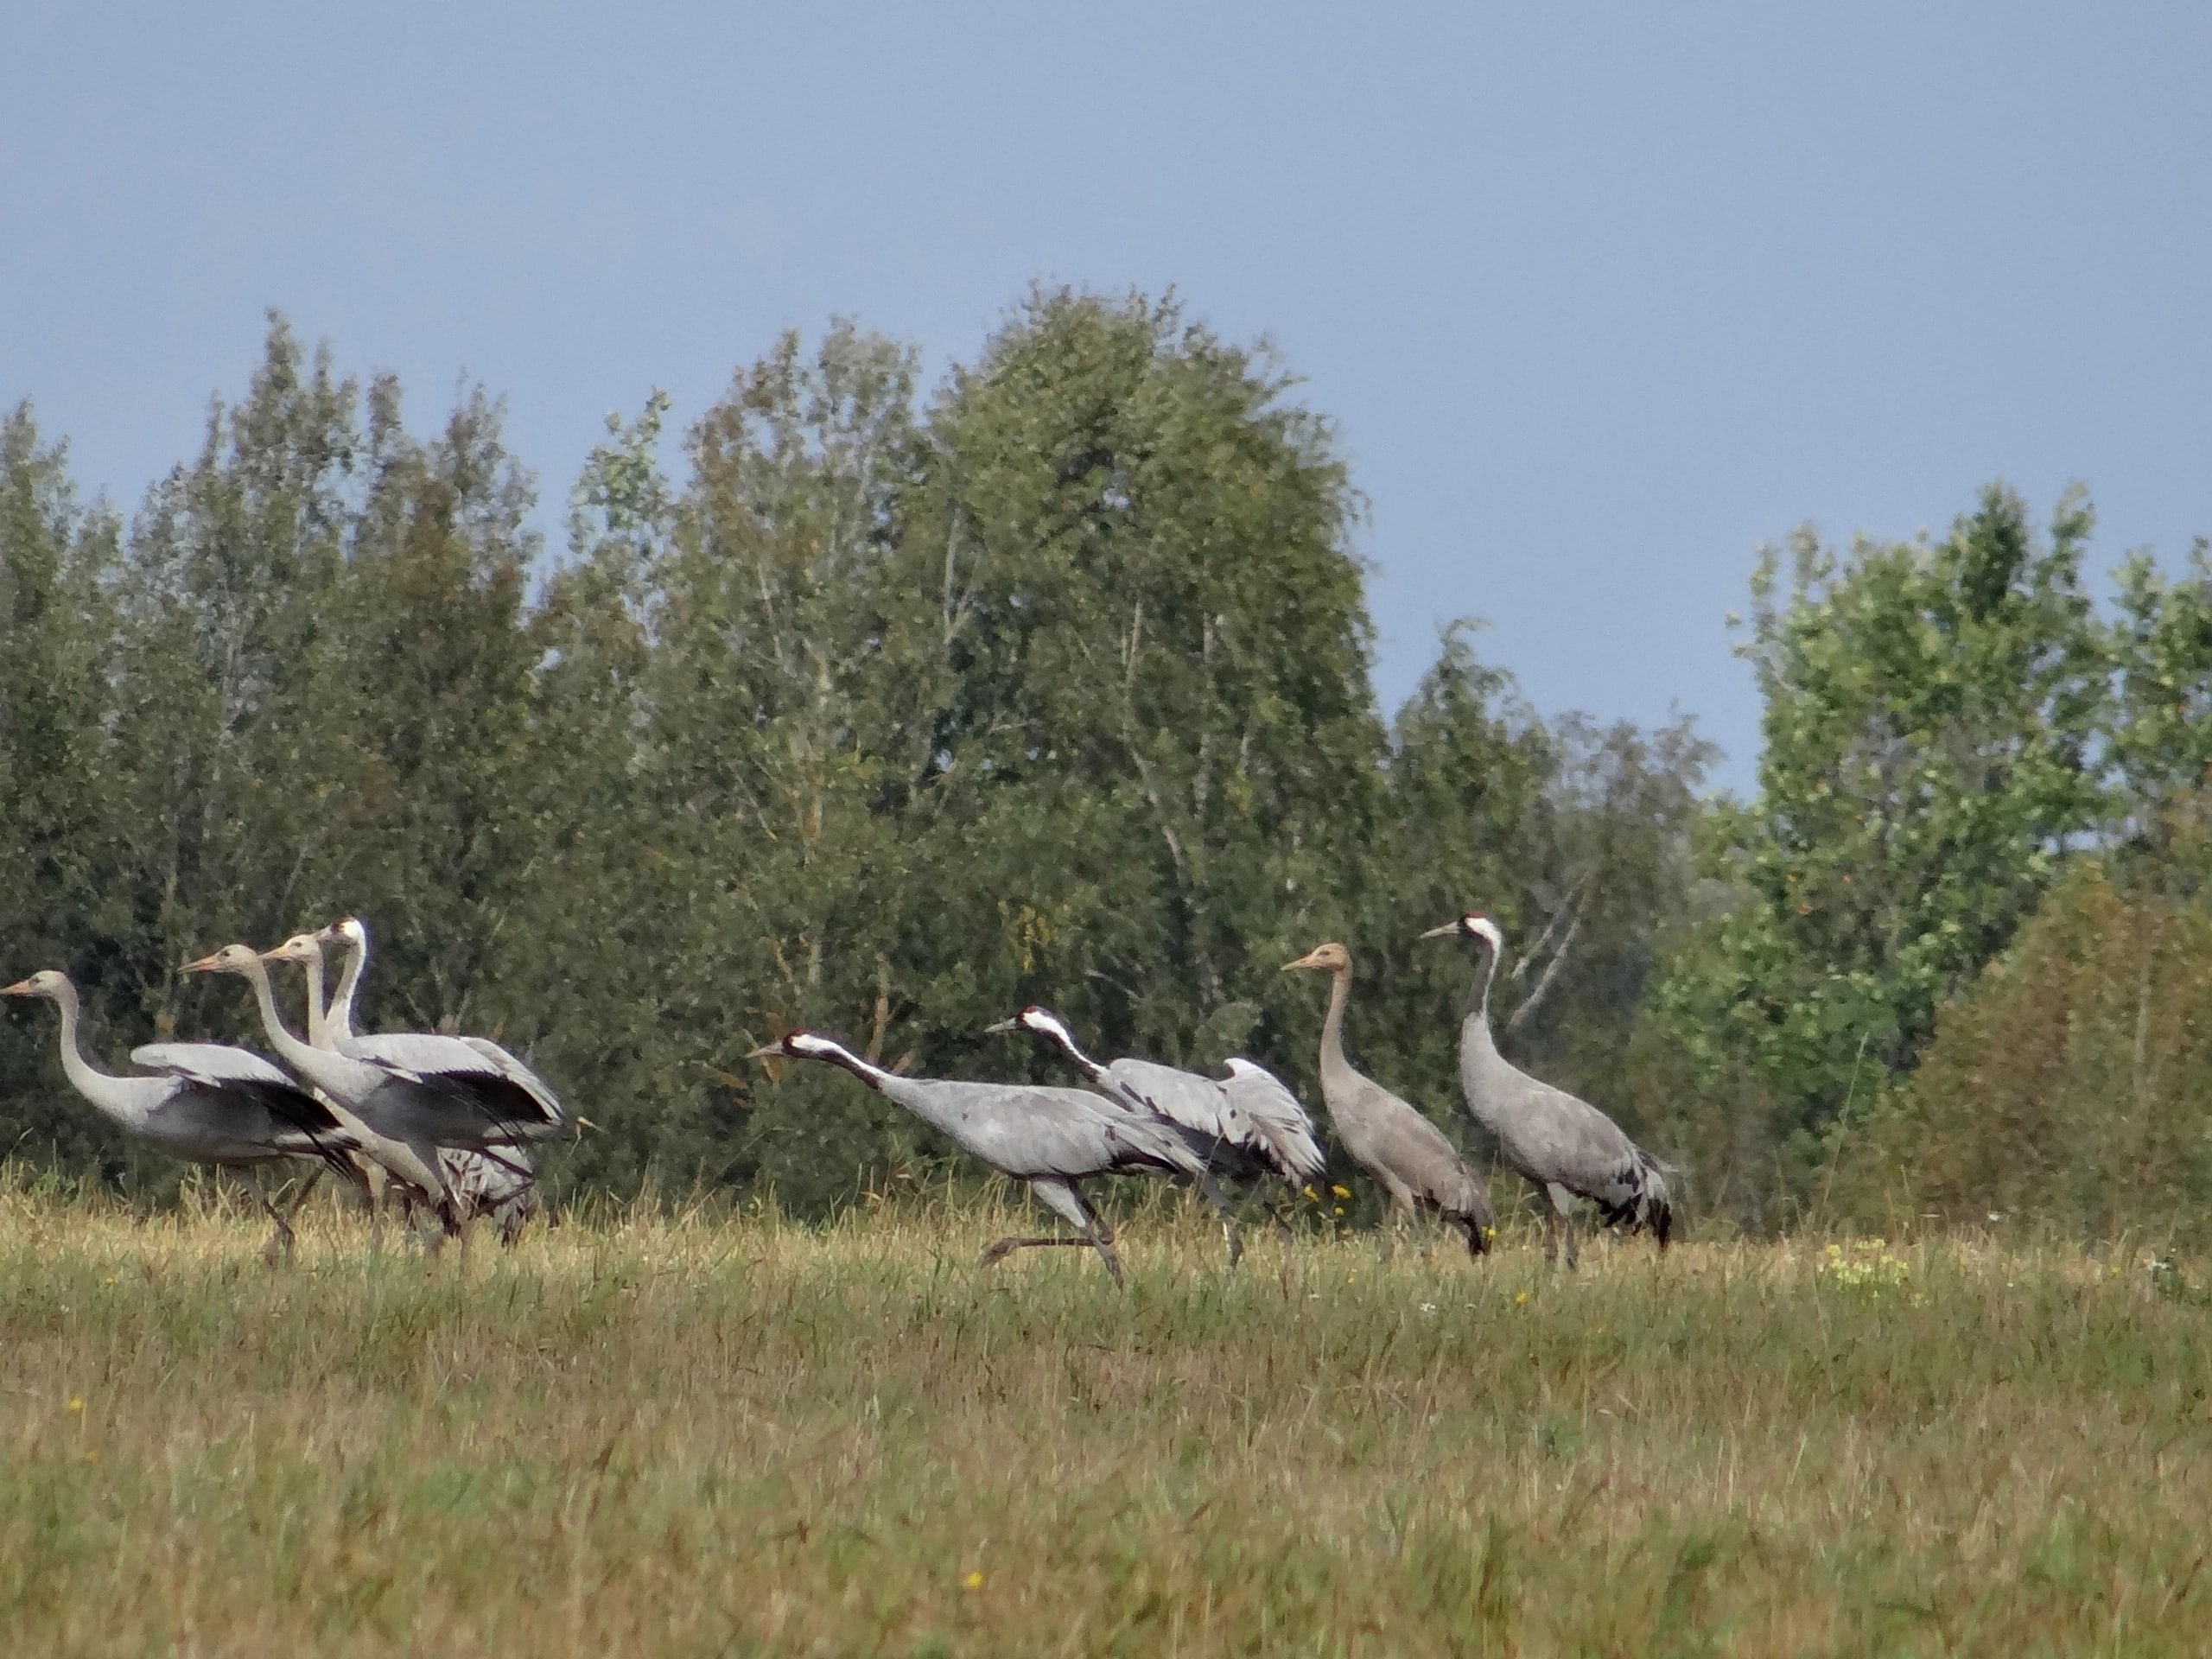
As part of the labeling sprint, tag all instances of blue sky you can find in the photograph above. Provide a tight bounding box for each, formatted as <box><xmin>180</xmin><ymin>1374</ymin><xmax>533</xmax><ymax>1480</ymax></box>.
<box><xmin>5</xmin><ymin>3</ymin><xmax>2208</xmax><ymax>790</ymax></box>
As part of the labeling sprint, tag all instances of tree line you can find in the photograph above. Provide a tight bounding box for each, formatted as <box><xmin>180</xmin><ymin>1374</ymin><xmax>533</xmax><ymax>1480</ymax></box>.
<box><xmin>4</xmin><ymin>290</ymin><xmax>2209</xmax><ymax>1238</ymax></box>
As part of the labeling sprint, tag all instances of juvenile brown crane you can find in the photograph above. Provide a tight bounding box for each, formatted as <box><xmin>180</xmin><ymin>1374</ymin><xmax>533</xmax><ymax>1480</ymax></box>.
<box><xmin>1283</xmin><ymin>942</ymin><xmax>1493</xmax><ymax>1255</ymax></box>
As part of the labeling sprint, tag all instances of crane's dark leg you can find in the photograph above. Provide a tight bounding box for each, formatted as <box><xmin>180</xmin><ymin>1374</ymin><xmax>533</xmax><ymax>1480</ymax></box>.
<box><xmin>244</xmin><ymin>1171</ymin><xmax>295</xmax><ymax>1267</ymax></box>
<box><xmin>1545</xmin><ymin>1182</ymin><xmax>1580</xmax><ymax>1270</ymax></box>
<box><xmin>1529</xmin><ymin>1179</ymin><xmax>1560</xmax><ymax>1266</ymax></box>
<box><xmin>978</xmin><ymin>1179</ymin><xmax>1127</xmax><ymax>1289</ymax></box>
<box><xmin>389</xmin><ymin>1136</ymin><xmax>463</xmax><ymax>1257</ymax></box>
<box><xmin>278</xmin><ymin>1166</ymin><xmax>322</xmax><ymax>1234</ymax></box>
<box><xmin>1192</xmin><ymin>1170</ymin><xmax>1243</xmax><ymax>1268</ymax></box>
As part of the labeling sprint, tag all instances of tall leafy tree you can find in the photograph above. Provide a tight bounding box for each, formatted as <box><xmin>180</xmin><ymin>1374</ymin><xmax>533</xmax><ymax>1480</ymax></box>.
<box><xmin>105</xmin><ymin>320</ymin><xmax>360</xmax><ymax>1048</ymax></box>
<box><xmin>0</xmin><ymin>407</ymin><xmax>125</xmax><ymax>1164</ymax></box>
<box><xmin>2107</xmin><ymin>538</ymin><xmax>2212</xmax><ymax>855</ymax></box>
<box><xmin>1658</xmin><ymin>486</ymin><xmax>2108</xmax><ymax>1154</ymax></box>
<box><xmin>906</xmin><ymin>289</ymin><xmax>1386</xmax><ymax>1077</ymax></box>
<box><xmin>312</xmin><ymin>377</ymin><xmax>545</xmax><ymax>1039</ymax></box>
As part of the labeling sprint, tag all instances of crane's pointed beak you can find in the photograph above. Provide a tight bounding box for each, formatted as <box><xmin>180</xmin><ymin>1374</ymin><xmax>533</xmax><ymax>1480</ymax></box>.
<box><xmin>1</xmin><ymin>979</ymin><xmax>35</xmax><ymax>997</ymax></box>
<box><xmin>744</xmin><ymin>1042</ymin><xmax>784</xmax><ymax>1062</ymax></box>
<box><xmin>982</xmin><ymin>1018</ymin><xmax>1018</xmax><ymax>1034</ymax></box>
<box><xmin>181</xmin><ymin>952</ymin><xmax>223</xmax><ymax>976</ymax></box>
<box><xmin>1418</xmin><ymin>922</ymin><xmax>1460</xmax><ymax>940</ymax></box>
<box><xmin>1282</xmin><ymin>953</ymin><xmax>1318</xmax><ymax>972</ymax></box>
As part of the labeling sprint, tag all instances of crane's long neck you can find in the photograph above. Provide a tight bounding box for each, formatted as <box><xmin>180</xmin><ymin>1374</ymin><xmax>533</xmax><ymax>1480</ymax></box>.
<box><xmin>327</xmin><ymin>933</ymin><xmax>365</xmax><ymax>1044</ymax></box>
<box><xmin>1317</xmin><ymin>966</ymin><xmax>1358</xmax><ymax>1096</ymax></box>
<box><xmin>41</xmin><ymin>978</ymin><xmax>137</xmax><ymax>1121</ymax></box>
<box><xmin>301</xmin><ymin>951</ymin><xmax>327</xmax><ymax>1049</ymax></box>
<box><xmin>796</xmin><ymin>1038</ymin><xmax>893</xmax><ymax>1092</ymax></box>
<box><xmin>794</xmin><ymin>1039</ymin><xmax>961</xmax><ymax>1137</ymax></box>
<box><xmin>1460</xmin><ymin>938</ymin><xmax>1504</xmax><ymax>1067</ymax></box>
<box><xmin>1465</xmin><ymin>938</ymin><xmax>1500</xmax><ymax>1024</ymax></box>
<box><xmin>232</xmin><ymin>960</ymin><xmax>316</xmax><ymax>1069</ymax></box>
<box><xmin>207</xmin><ymin>960</ymin><xmax>380</xmax><ymax>1111</ymax></box>
<box><xmin>1041</xmin><ymin>1025</ymin><xmax>1112</xmax><ymax>1090</ymax></box>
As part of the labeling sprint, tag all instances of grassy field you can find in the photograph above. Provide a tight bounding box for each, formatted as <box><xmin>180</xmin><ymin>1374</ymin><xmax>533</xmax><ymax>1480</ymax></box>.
<box><xmin>3</xmin><ymin>1177</ymin><xmax>2209</xmax><ymax>1657</ymax></box>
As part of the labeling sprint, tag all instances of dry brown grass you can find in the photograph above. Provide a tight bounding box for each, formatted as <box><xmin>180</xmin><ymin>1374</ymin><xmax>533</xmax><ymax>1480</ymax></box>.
<box><xmin>4</xmin><ymin>1173</ymin><xmax>2210</xmax><ymax>1656</ymax></box>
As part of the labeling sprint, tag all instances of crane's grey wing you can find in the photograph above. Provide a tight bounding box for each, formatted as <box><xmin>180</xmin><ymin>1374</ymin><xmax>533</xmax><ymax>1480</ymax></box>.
<box><xmin>444</xmin><ymin>1035</ymin><xmax>565</xmax><ymax>1124</ymax></box>
<box><xmin>1104</xmin><ymin>1058</ymin><xmax>1238</xmax><ymax>1141</ymax></box>
<box><xmin>340</xmin><ymin>1033</ymin><xmax>502</xmax><ymax>1078</ymax></box>
<box><xmin>137</xmin><ymin>1090</ymin><xmax>358</xmax><ymax>1166</ymax></box>
<box><xmin>935</xmin><ymin>1086</ymin><xmax>1123</xmax><ymax>1179</ymax></box>
<box><xmin>1222</xmin><ymin>1059</ymin><xmax>1328</xmax><ymax>1184</ymax></box>
<box><xmin>131</xmin><ymin>1041</ymin><xmax>295</xmax><ymax>1090</ymax></box>
<box><xmin>1511</xmin><ymin>1073</ymin><xmax>1634</xmax><ymax>1182</ymax></box>
<box><xmin>921</xmin><ymin>1082</ymin><xmax>1205</xmax><ymax>1184</ymax></box>
<box><xmin>1355</xmin><ymin>1075</ymin><xmax>1491</xmax><ymax>1223</ymax></box>
<box><xmin>130</xmin><ymin>1041</ymin><xmax>351</xmax><ymax>1141</ymax></box>
<box><xmin>341</xmin><ymin>1031</ymin><xmax>566</xmax><ymax>1132</ymax></box>
<box><xmin>126</xmin><ymin>1049</ymin><xmax>356</xmax><ymax>1166</ymax></box>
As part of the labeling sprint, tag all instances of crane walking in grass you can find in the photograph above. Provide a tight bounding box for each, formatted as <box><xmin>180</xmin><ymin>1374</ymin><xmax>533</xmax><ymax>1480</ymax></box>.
<box><xmin>1420</xmin><ymin>911</ymin><xmax>1672</xmax><ymax>1265</ymax></box>
<box><xmin>313</xmin><ymin>917</ymin><xmax>538</xmax><ymax>1243</ymax></box>
<box><xmin>3</xmin><ymin>969</ymin><xmax>365</xmax><ymax>1263</ymax></box>
<box><xmin>1282</xmin><ymin>943</ymin><xmax>1494</xmax><ymax>1255</ymax></box>
<box><xmin>186</xmin><ymin>942</ymin><xmax>569</xmax><ymax>1244</ymax></box>
<box><xmin>748</xmin><ymin>1030</ymin><xmax>1243</xmax><ymax>1286</ymax></box>
<box><xmin>988</xmin><ymin>1005</ymin><xmax>1326</xmax><ymax>1241</ymax></box>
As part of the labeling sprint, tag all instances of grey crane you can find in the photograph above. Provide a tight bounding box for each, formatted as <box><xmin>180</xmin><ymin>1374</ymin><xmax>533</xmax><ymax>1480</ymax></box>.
<box><xmin>184</xmin><ymin>942</ymin><xmax>569</xmax><ymax>1239</ymax></box>
<box><xmin>747</xmin><ymin>1030</ymin><xmax>1242</xmax><ymax>1286</ymax></box>
<box><xmin>988</xmin><ymin>1007</ymin><xmax>1327</xmax><ymax>1198</ymax></box>
<box><xmin>1220</xmin><ymin>1058</ymin><xmax>1332</xmax><ymax>1190</ymax></box>
<box><xmin>1421</xmin><ymin>911</ymin><xmax>1672</xmax><ymax>1265</ymax></box>
<box><xmin>315</xmin><ymin>917</ymin><xmax>537</xmax><ymax>1243</ymax></box>
<box><xmin>1282</xmin><ymin>943</ymin><xmax>1494</xmax><ymax>1255</ymax></box>
<box><xmin>2</xmin><ymin>969</ymin><xmax>362</xmax><ymax>1262</ymax></box>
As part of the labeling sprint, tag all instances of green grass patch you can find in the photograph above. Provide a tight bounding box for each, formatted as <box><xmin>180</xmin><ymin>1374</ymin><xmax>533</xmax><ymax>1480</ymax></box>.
<box><xmin>3</xmin><ymin>1179</ymin><xmax>2209</xmax><ymax>1655</ymax></box>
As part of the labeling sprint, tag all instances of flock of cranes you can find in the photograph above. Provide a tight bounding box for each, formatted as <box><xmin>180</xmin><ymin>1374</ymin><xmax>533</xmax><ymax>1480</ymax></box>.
<box><xmin>753</xmin><ymin>910</ymin><xmax>1672</xmax><ymax>1283</ymax></box>
<box><xmin>3</xmin><ymin>918</ymin><xmax>559</xmax><ymax>1259</ymax></box>
<box><xmin>3</xmin><ymin>907</ymin><xmax>1673</xmax><ymax>1280</ymax></box>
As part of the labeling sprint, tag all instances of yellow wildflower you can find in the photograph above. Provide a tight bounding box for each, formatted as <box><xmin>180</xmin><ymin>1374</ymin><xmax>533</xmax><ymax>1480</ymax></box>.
<box><xmin>963</xmin><ymin>1570</ymin><xmax>984</xmax><ymax>1591</ymax></box>
<box><xmin>1331</xmin><ymin>1184</ymin><xmax>1351</xmax><ymax>1200</ymax></box>
<box><xmin>67</xmin><ymin>1396</ymin><xmax>84</xmax><ymax>1414</ymax></box>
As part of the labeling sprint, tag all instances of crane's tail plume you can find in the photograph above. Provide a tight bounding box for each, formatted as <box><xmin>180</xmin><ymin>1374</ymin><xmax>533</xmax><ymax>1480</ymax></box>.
<box><xmin>1598</xmin><ymin>1145</ymin><xmax>1674</xmax><ymax>1248</ymax></box>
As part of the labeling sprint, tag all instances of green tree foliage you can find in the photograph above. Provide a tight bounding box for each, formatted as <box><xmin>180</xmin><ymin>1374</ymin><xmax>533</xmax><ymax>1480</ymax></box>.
<box><xmin>31</xmin><ymin>302</ymin><xmax>2212</xmax><ymax>1245</ymax></box>
<box><xmin>0</xmin><ymin>407</ymin><xmax>124</xmax><ymax>1165</ymax></box>
<box><xmin>1658</xmin><ymin>486</ymin><xmax>2108</xmax><ymax>1176</ymax></box>
<box><xmin>1834</xmin><ymin>852</ymin><xmax>2212</xmax><ymax>1244</ymax></box>
<box><xmin>2108</xmin><ymin>538</ymin><xmax>2212</xmax><ymax>852</ymax></box>
<box><xmin>2</xmin><ymin>297</ymin><xmax>1724</xmax><ymax>1220</ymax></box>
